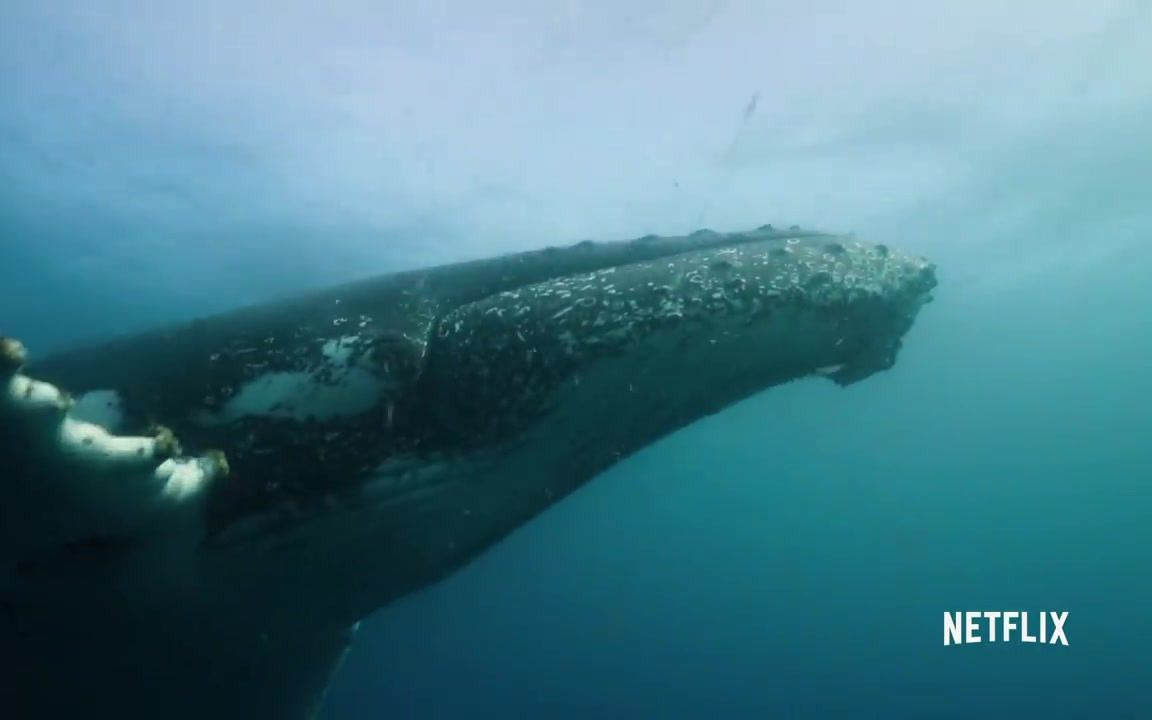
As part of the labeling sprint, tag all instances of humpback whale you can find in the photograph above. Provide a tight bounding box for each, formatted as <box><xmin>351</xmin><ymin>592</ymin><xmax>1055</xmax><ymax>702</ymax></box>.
<box><xmin>0</xmin><ymin>225</ymin><xmax>936</xmax><ymax>717</ymax></box>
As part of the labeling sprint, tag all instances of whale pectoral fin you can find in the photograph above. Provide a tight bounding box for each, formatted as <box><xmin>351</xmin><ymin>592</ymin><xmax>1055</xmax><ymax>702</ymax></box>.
<box><xmin>170</xmin><ymin>619</ymin><xmax>361</xmax><ymax>719</ymax></box>
<box><xmin>299</xmin><ymin>622</ymin><xmax>361</xmax><ymax>719</ymax></box>
<box><xmin>0</xmin><ymin>337</ymin><xmax>228</xmax><ymax>560</ymax></box>
<box><xmin>4</xmin><ymin>596</ymin><xmax>362</xmax><ymax>719</ymax></box>
<box><xmin>0</xmin><ymin>338</ymin><xmax>349</xmax><ymax>717</ymax></box>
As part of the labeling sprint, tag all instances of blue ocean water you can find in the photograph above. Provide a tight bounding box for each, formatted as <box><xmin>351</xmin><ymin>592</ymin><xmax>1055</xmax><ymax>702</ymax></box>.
<box><xmin>317</xmin><ymin>253</ymin><xmax>1152</xmax><ymax>718</ymax></box>
<box><xmin>3</xmin><ymin>2</ymin><xmax>1151</xmax><ymax>718</ymax></box>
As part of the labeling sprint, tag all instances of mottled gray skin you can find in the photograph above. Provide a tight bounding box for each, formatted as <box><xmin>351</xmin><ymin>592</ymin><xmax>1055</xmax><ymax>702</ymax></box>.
<box><xmin>1</xmin><ymin>226</ymin><xmax>935</xmax><ymax>718</ymax></box>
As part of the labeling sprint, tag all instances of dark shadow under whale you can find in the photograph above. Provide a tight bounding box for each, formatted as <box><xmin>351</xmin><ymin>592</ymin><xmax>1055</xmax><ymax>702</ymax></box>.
<box><xmin>0</xmin><ymin>225</ymin><xmax>936</xmax><ymax>717</ymax></box>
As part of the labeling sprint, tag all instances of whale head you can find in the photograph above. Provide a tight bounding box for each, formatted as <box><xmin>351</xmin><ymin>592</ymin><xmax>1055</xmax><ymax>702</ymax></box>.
<box><xmin>4</xmin><ymin>225</ymin><xmax>935</xmax><ymax>717</ymax></box>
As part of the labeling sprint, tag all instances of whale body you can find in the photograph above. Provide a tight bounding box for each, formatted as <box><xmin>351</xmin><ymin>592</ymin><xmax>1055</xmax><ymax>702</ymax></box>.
<box><xmin>0</xmin><ymin>225</ymin><xmax>936</xmax><ymax>717</ymax></box>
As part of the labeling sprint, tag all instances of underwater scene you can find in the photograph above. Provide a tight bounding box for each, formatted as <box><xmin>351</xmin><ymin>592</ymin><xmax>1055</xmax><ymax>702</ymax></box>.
<box><xmin>2</xmin><ymin>2</ymin><xmax>1151</xmax><ymax>718</ymax></box>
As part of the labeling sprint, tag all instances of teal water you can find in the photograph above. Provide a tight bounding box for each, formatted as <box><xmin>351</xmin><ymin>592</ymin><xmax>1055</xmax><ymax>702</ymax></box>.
<box><xmin>3</xmin><ymin>2</ymin><xmax>1151</xmax><ymax>718</ymax></box>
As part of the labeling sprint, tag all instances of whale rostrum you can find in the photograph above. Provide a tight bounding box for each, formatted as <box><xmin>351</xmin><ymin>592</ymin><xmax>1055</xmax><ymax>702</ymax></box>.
<box><xmin>1</xmin><ymin>225</ymin><xmax>936</xmax><ymax>717</ymax></box>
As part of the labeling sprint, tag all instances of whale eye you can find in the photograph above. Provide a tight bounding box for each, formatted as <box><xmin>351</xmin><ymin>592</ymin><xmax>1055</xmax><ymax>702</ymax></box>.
<box><xmin>372</xmin><ymin>331</ymin><xmax>426</xmax><ymax>390</ymax></box>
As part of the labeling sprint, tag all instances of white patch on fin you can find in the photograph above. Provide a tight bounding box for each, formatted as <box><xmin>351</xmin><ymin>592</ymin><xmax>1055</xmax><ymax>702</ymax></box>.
<box><xmin>0</xmin><ymin>339</ymin><xmax>228</xmax><ymax>557</ymax></box>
